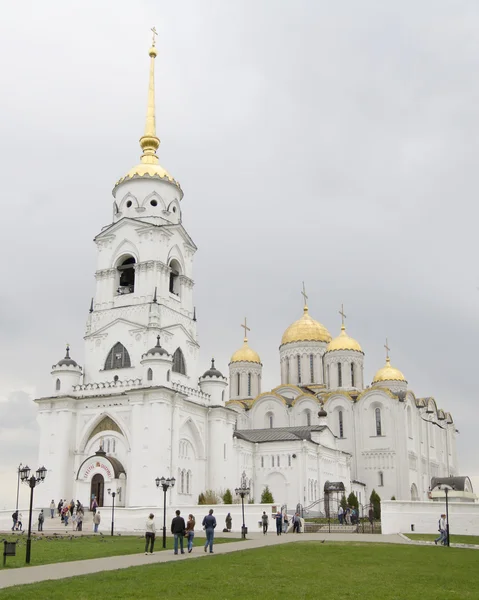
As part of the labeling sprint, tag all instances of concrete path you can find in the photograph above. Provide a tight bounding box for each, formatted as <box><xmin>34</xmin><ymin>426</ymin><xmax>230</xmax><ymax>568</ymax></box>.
<box><xmin>0</xmin><ymin>532</ymin><xmax>407</xmax><ymax>590</ymax></box>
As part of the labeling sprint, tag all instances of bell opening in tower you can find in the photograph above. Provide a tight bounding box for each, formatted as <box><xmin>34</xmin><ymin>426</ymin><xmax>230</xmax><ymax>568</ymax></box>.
<box><xmin>169</xmin><ymin>259</ymin><xmax>181</xmax><ymax>296</ymax></box>
<box><xmin>117</xmin><ymin>256</ymin><xmax>136</xmax><ymax>294</ymax></box>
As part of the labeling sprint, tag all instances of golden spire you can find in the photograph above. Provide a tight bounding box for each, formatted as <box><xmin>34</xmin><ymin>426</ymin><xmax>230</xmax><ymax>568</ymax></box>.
<box><xmin>139</xmin><ymin>27</ymin><xmax>160</xmax><ymax>165</ymax></box>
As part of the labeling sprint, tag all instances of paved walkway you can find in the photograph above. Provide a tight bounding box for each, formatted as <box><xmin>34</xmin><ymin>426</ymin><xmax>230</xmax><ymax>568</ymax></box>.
<box><xmin>0</xmin><ymin>532</ymin><xmax>407</xmax><ymax>590</ymax></box>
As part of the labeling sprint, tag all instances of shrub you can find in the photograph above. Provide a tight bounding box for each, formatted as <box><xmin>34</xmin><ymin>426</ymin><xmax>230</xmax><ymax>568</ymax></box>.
<box><xmin>198</xmin><ymin>490</ymin><xmax>219</xmax><ymax>505</ymax></box>
<box><xmin>223</xmin><ymin>489</ymin><xmax>233</xmax><ymax>504</ymax></box>
<box><xmin>340</xmin><ymin>494</ymin><xmax>347</xmax><ymax>510</ymax></box>
<box><xmin>370</xmin><ymin>489</ymin><xmax>381</xmax><ymax>520</ymax></box>
<box><xmin>261</xmin><ymin>486</ymin><xmax>274</xmax><ymax>504</ymax></box>
<box><xmin>391</xmin><ymin>496</ymin><xmax>396</xmax><ymax>501</ymax></box>
<box><xmin>347</xmin><ymin>492</ymin><xmax>359</xmax><ymax>510</ymax></box>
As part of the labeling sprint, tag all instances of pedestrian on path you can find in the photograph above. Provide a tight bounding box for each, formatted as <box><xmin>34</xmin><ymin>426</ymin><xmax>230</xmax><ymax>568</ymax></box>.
<box><xmin>202</xmin><ymin>509</ymin><xmax>217</xmax><ymax>553</ymax></box>
<box><xmin>274</xmin><ymin>510</ymin><xmax>282</xmax><ymax>536</ymax></box>
<box><xmin>50</xmin><ymin>500</ymin><xmax>55</xmax><ymax>519</ymax></box>
<box><xmin>186</xmin><ymin>514</ymin><xmax>195</xmax><ymax>553</ymax></box>
<box><xmin>91</xmin><ymin>497</ymin><xmax>98</xmax><ymax>515</ymax></box>
<box><xmin>283</xmin><ymin>512</ymin><xmax>289</xmax><ymax>533</ymax></box>
<box><xmin>171</xmin><ymin>509</ymin><xmax>186</xmax><ymax>555</ymax></box>
<box><xmin>435</xmin><ymin>514</ymin><xmax>447</xmax><ymax>546</ymax></box>
<box><xmin>76</xmin><ymin>508</ymin><xmax>84</xmax><ymax>531</ymax></box>
<box><xmin>293</xmin><ymin>513</ymin><xmax>301</xmax><ymax>533</ymax></box>
<box><xmin>93</xmin><ymin>510</ymin><xmax>101</xmax><ymax>533</ymax></box>
<box><xmin>225</xmin><ymin>513</ymin><xmax>232</xmax><ymax>532</ymax></box>
<box><xmin>338</xmin><ymin>505</ymin><xmax>344</xmax><ymax>525</ymax></box>
<box><xmin>62</xmin><ymin>505</ymin><xmax>70</xmax><ymax>526</ymax></box>
<box><xmin>57</xmin><ymin>499</ymin><xmax>63</xmax><ymax>517</ymax></box>
<box><xmin>11</xmin><ymin>511</ymin><xmax>18</xmax><ymax>531</ymax></box>
<box><xmin>145</xmin><ymin>513</ymin><xmax>156</xmax><ymax>554</ymax></box>
<box><xmin>38</xmin><ymin>510</ymin><xmax>44</xmax><ymax>532</ymax></box>
<box><xmin>16</xmin><ymin>513</ymin><xmax>23</xmax><ymax>531</ymax></box>
<box><xmin>261</xmin><ymin>511</ymin><xmax>269</xmax><ymax>535</ymax></box>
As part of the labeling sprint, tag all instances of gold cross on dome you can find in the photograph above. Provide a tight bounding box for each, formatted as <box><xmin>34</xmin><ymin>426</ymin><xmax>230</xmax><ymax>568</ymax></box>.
<box><xmin>339</xmin><ymin>303</ymin><xmax>347</xmax><ymax>326</ymax></box>
<box><xmin>151</xmin><ymin>26</ymin><xmax>158</xmax><ymax>46</ymax></box>
<box><xmin>241</xmin><ymin>317</ymin><xmax>250</xmax><ymax>341</ymax></box>
<box><xmin>301</xmin><ymin>282</ymin><xmax>308</xmax><ymax>307</ymax></box>
<box><xmin>384</xmin><ymin>338</ymin><xmax>390</xmax><ymax>360</ymax></box>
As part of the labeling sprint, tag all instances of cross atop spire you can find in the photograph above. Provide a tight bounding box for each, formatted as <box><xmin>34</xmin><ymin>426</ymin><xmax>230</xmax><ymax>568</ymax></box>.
<box><xmin>301</xmin><ymin>282</ymin><xmax>308</xmax><ymax>309</ymax></box>
<box><xmin>339</xmin><ymin>303</ymin><xmax>347</xmax><ymax>328</ymax></box>
<box><xmin>384</xmin><ymin>338</ymin><xmax>390</xmax><ymax>361</ymax></box>
<box><xmin>241</xmin><ymin>317</ymin><xmax>250</xmax><ymax>342</ymax></box>
<box><xmin>151</xmin><ymin>26</ymin><xmax>158</xmax><ymax>47</ymax></box>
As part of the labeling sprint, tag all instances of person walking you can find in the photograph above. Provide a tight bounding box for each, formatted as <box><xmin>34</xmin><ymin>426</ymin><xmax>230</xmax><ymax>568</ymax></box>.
<box><xmin>435</xmin><ymin>514</ymin><xmax>447</xmax><ymax>546</ymax></box>
<box><xmin>11</xmin><ymin>511</ymin><xmax>18</xmax><ymax>532</ymax></box>
<box><xmin>76</xmin><ymin>508</ymin><xmax>84</xmax><ymax>531</ymax></box>
<box><xmin>91</xmin><ymin>497</ymin><xmax>98</xmax><ymax>515</ymax></box>
<box><xmin>16</xmin><ymin>513</ymin><xmax>23</xmax><ymax>531</ymax></box>
<box><xmin>145</xmin><ymin>513</ymin><xmax>156</xmax><ymax>555</ymax></box>
<box><xmin>171</xmin><ymin>509</ymin><xmax>186</xmax><ymax>555</ymax></box>
<box><xmin>293</xmin><ymin>512</ymin><xmax>301</xmax><ymax>533</ymax></box>
<box><xmin>225</xmin><ymin>512</ymin><xmax>232</xmax><ymax>532</ymax></box>
<box><xmin>283</xmin><ymin>512</ymin><xmax>289</xmax><ymax>533</ymax></box>
<box><xmin>38</xmin><ymin>509</ymin><xmax>44</xmax><ymax>532</ymax></box>
<box><xmin>49</xmin><ymin>500</ymin><xmax>55</xmax><ymax>519</ymax></box>
<box><xmin>274</xmin><ymin>510</ymin><xmax>282</xmax><ymax>536</ymax></box>
<box><xmin>93</xmin><ymin>510</ymin><xmax>101</xmax><ymax>533</ymax></box>
<box><xmin>57</xmin><ymin>499</ymin><xmax>63</xmax><ymax>517</ymax></box>
<box><xmin>261</xmin><ymin>511</ymin><xmax>269</xmax><ymax>535</ymax></box>
<box><xmin>62</xmin><ymin>505</ymin><xmax>69</xmax><ymax>526</ymax></box>
<box><xmin>338</xmin><ymin>505</ymin><xmax>344</xmax><ymax>525</ymax></box>
<box><xmin>186</xmin><ymin>514</ymin><xmax>195</xmax><ymax>553</ymax></box>
<box><xmin>202</xmin><ymin>509</ymin><xmax>217</xmax><ymax>553</ymax></box>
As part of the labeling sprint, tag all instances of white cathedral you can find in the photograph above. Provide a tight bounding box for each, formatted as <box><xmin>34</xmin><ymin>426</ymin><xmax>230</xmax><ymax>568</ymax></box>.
<box><xmin>34</xmin><ymin>36</ymin><xmax>458</xmax><ymax>515</ymax></box>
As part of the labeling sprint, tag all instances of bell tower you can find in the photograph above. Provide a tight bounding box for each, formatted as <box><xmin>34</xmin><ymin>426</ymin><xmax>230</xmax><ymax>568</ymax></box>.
<box><xmin>83</xmin><ymin>32</ymin><xmax>199</xmax><ymax>388</ymax></box>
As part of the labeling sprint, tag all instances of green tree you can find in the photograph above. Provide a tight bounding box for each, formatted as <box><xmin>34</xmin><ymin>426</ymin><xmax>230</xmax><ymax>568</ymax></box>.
<box><xmin>198</xmin><ymin>493</ymin><xmax>206</xmax><ymax>505</ymax></box>
<box><xmin>223</xmin><ymin>488</ymin><xmax>233</xmax><ymax>504</ymax></box>
<box><xmin>370</xmin><ymin>489</ymin><xmax>381</xmax><ymax>520</ymax></box>
<box><xmin>261</xmin><ymin>486</ymin><xmax>274</xmax><ymax>504</ymax></box>
<box><xmin>347</xmin><ymin>492</ymin><xmax>359</xmax><ymax>510</ymax></box>
<box><xmin>390</xmin><ymin>496</ymin><xmax>396</xmax><ymax>501</ymax></box>
<box><xmin>340</xmin><ymin>494</ymin><xmax>347</xmax><ymax>510</ymax></box>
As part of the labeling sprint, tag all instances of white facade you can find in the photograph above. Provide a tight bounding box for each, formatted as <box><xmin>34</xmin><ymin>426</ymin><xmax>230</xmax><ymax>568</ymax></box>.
<box><xmin>34</xmin><ymin>39</ymin><xmax>459</xmax><ymax>516</ymax></box>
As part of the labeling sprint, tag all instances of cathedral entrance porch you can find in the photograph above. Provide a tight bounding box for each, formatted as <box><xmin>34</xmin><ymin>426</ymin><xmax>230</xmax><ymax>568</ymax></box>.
<box><xmin>91</xmin><ymin>473</ymin><xmax>104</xmax><ymax>508</ymax></box>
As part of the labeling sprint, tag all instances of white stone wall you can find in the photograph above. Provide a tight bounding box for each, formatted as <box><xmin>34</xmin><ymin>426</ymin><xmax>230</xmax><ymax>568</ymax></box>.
<box><xmin>279</xmin><ymin>341</ymin><xmax>327</xmax><ymax>386</ymax></box>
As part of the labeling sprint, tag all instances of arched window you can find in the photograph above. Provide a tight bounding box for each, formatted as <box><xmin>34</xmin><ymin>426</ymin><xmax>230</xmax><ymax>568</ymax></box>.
<box><xmin>286</xmin><ymin>357</ymin><xmax>290</xmax><ymax>383</ymax></box>
<box><xmin>261</xmin><ymin>456</ymin><xmax>264</xmax><ymax>468</ymax></box>
<box><xmin>117</xmin><ymin>256</ymin><xmax>135</xmax><ymax>294</ymax></box>
<box><xmin>338</xmin><ymin>410</ymin><xmax>344</xmax><ymax>438</ymax></box>
<box><xmin>167</xmin><ymin>370</ymin><xmax>170</xmax><ymax>382</ymax></box>
<box><xmin>266</xmin><ymin>412</ymin><xmax>274</xmax><ymax>429</ymax></box>
<box><xmin>237</xmin><ymin>372</ymin><xmax>241</xmax><ymax>396</ymax></box>
<box><xmin>272</xmin><ymin>456</ymin><xmax>275</xmax><ymax>467</ymax></box>
<box><xmin>147</xmin><ymin>368</ymin><xmax>153</xmax><ymax>381</ymax></box>
<box><xmin>180</xmin><ymin>470</ymin><xmax>185</xmax><ymax>494</ymax></box>
<box><xmin>168</xmin><ymin>259</ymin><xmax>181</xmax><ymax>296</ymax></box>
<box><xmin>310</xmin><ymin>354</ymin><xmax>314</xmax><ymax>383</ymax></box>
<box><xmin>172</xmin><ymin>348</ymin><xmax>186</xmax><ymax>374</ymax></box>
<box><xmin>297</xmin><ymin>355</ymin><xmax>302</xmax><ymax>383</ymax></box>
<box><xmin>248</xmin><ymin>373</ymin><xmax>252</xmax><ymax>396</ymax></box>
<box><xmin>112</xmin><ymin>439</ymin><xmax>116</xmax><ymax>453</ymax></box>
<box><xmin>288</xmin><ymin>454</ymin><xmax>291</xmax><ymax>467</ymax></box>
<box><xmin>104</xmin><ymin>342</ymin><xmax>131</xmax><ymax>370</ymax></box>
<box><xmin>379</xmin><ymin>471</ymin><xmax>384</xmax><ymax>487</ymax></box>
<box><xmin>56</xmin><ymin>378</ymin><xmax>61</xmax><ymax>391</ymax></box>
<box><xmin>351</xmin><ymin>363</ymin><xmax>355</xmax><ymax>387</ymax></box>
<box><xmin>305</xmin><ymin>409</ymin><xmax>311</xmax><ymax>426</ymax></box>
<box><xmin>338</xmin><ymin>362</ymin><xmax>342</xmax><ymax>387</ymax></box>
<box><xmin>375</xmin><ymin>407</ymin><xmax>382</xmax><ymax>436</ymax></box>
<box><xmin>186</xmin><ymin>471</ymin><xmax>190</xmax><ymax>494</ymax></box>
<box><xmin>277</xmin><ymin>455</ymin><xmax>280</xmax><ymax>467</ymax></box>
<box><xmin>221</xmin><ymin>390</ymin><xmax>225</xmax><ymax>403</ymax></box>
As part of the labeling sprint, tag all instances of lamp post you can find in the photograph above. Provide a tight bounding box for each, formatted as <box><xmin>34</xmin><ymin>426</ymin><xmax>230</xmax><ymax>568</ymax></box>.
<box><xmin>235</xmin><ymin>471</ymin><xmax>250</xmax><ymax>539</ymax></box>
<box><xmin>445</xmin><ymin>487</ymin><xmax>450</xmax><ymax>547</ymax></box>
<box><xmin>20</xmin><ymin>465</ymin><xmax>47</xmax><ymax>564</ymax></box>
<box><xmin>15</xmin><ymin>463</ymin><xmax>22</xmax><ymax>514</ymax></box>
<box><xmin>155</xmin><ymin>476</ymin><xmax>175</xmax><ymax>548</ymax></box>
<box><xmin>107</xmin><ymin>488</ymin><xmax>117</xmax><ymax>536</ymax></box>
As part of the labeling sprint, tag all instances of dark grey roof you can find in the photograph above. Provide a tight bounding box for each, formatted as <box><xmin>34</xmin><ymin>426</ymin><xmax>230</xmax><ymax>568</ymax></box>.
<box><xmin>146</xmin><ymin>336</ymin><xmax>169</xmax><ymax>357</ymax></box>
<box><xmin>56</xmin><ymin>345</ymin><xmax>78</xmax><ymax>367</ymax></box>
<box><xmin>431</xmin><ymin>476</ymin><xmax>473</xmax><ymax>492</ymax></box>
<box><xmin>234</xmin><ymin>426</ymin><xmax>326</xmax><ymax>443</ymax></box>
<box><xmin>201</xmin><ymin>358</ymin><xmax>225</xmax><ymax>379</ymax></box>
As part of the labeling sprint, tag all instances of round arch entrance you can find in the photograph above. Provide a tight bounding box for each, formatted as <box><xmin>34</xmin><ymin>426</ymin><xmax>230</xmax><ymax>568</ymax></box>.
<box><xmin>91</xmin><ymin>473</ymin><xmax>105</xmax><ymax>508</ymax></box>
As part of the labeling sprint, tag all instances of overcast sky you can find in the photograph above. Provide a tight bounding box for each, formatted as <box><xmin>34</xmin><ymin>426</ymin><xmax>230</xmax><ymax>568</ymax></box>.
<box><xmin>1</xmin><ymin>0</ymin><xmax>478</xmax><ymax>509</ymax></box>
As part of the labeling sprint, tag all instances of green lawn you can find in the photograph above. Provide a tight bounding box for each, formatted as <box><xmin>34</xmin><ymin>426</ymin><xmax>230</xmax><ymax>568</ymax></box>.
<box><xmin>0</xmin><ymin>534</ymin><xmax>240</xmax><ymax>569</ymax></box>
<box><xmin>407</xmin><ymin>533</ymin><xmax>479</xmax><ymax>545</ymax></box>
<box><xmin>1</xmin><ymin>542</ymin><xmax>478</xmax><ymax>599</ymax></box>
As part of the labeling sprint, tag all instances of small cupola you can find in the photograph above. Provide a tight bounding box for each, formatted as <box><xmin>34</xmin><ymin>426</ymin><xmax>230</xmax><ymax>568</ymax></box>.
<box><xmin>372</xmin><ymin>340</ymin><xmax>407</xmax><ymax>394</ymax></box>
<box><xmin>140</xmin><ymin>335</ymin><xmax>173</xmax><ymax>385</ymax></box>
<box><xmin>51</xmin><ymin>345</ymin><xmax>82</xmax><ymax>395</ymax></box>
<box><xmin>199</xmin><ymin>358</ymin><xmax>228</xmax><ymax>404</ymax></box>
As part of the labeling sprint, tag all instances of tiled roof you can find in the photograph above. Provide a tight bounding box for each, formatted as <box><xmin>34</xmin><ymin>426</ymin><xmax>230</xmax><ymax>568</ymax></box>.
<box><xmin>234</xmin><ymin>426</ymin><xmax>326</xmax><ymax>443</ymax></box>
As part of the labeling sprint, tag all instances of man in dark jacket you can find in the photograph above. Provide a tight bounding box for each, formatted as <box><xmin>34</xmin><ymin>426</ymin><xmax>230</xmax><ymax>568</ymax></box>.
<box><xmin>11</xmin><ymin>511</ymin><xmax>18</xmax><ymax>531</ymax></box>
<box><xmin>202</xmin><ymin>509</ymin><xmax>217</xmax><ymax>553</ymax></box>
<box><xmin>171</xmin><ymin>510</ymin><xmax>186</xmax><ymax>555</ymax></box>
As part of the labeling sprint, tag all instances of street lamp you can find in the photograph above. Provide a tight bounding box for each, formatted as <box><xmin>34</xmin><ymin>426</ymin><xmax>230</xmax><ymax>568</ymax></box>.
<box><xmin>445</xmin><ymin>487</ymin><xmax>450</xmax><ymax>547</ymax></box>
<box><xmin>107</xmin><ymin>488</ymin><xmax>118</xmax><ymax>536</ymax></box>
<box><xmin>15</xmin><ymin>463</ymin><xmax>22</xmax><ymax>514</ymax></box>
<box><xmin>235</xmin><ymin>471</ymin><xmax>250</xmax><ymax>539</ymax></box>
<box><xmin>20</xmin><ymin>465</ymin><xmax>47</xmax><ymax>564</ymax></box>
<box><xmin>155</xmin><ymin>476</ymin><xmax>175</xmax><ymax>548</ymax></box>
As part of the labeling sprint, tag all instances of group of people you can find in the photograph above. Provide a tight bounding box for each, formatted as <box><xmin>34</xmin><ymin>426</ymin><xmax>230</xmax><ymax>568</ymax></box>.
<box><xmin>144</xmin><ymin>509</ymin><xmax>218</xmax><ymax>555</ymax></box>
<box><xmin>260</xmin><ymin>510</ymin><xmax>301</xmax><ymax>535</ymax></box>
<box><xmin>338</xmin><ymin>505</ymin><xmax>360</xmax><ymax>525</ymax></box>
<box><xmin>55</xmin><ymin>499</ymin><xmax>87</xmax><ymax>530</ymax></box>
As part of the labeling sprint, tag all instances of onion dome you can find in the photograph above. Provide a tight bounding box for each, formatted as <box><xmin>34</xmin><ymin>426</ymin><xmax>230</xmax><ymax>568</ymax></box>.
<box><xmin>145</xmin><ymin>336</ymin><xmax>169</xmax><ymax>357</ymax></box>
<box><xmin>230</xmin><ymin>338</ymin><xmax>261</xmax><ymax>364</ymax></box>
<box><xmin>373</xmin><ymin>358</ymin><xmax>407</xmax><ymax>383</ymax></box>
<box><xmin>201</xmin><ymin>358</ymin><xmax>225</xmax><ymax>379</ymax></box>
<box><xmin>327</xmin><ymin>325</ymin><xmax>362</xmax><ymax>353</ymax></box>
<box><xmin>318</xmin><ymin>407</ymin><xmax>327</xmax><ymax>418</ymax></box>
<box><xmin>56</xmin><ymin>345</ymin><xmax>78</xmax><ymax>367</ymax></box>
<box><xmin>113</xmin><ymin>39</ymin><xmax>181</xmax><ymax>195</ymax></box>
<box><xmin>281</xmin><ymin>306</ymin><xmax>331</xmax><ymax>345</ymax></box>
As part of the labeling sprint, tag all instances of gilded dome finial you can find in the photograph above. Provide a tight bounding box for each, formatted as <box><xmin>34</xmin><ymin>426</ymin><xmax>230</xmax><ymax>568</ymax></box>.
<box><xmin>301</xmin><ymin>282</ymin><xmax>308</xmax><ymax>312</ymax></box>
<box><xmin>384</xmin><ymin>338</ymin><xmax>390</xmax><ymax>362</ymax></box>
<box><xmin>139</xmin><ymin>27</ymin><xmax>160</xmax><ymax>164</ymax></box>
<box><xmin>240</xmin><ymin>317</ymin><xmax>251</xmax><ymax>343</ymax></box>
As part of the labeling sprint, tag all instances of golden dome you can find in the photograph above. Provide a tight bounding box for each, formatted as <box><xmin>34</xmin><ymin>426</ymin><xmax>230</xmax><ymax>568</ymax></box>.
<box><xmin>372</xmin><ymin>358</ymin><xmax>407</xmax><ymax>383</ymax></box>
<box><xmin>327</xmin><ymin>325</ymin><xmax>362</xmax><ymax>353</ymax></box>
<box><xmin>230</xmin><ymin>339</ymin><xmax>261</xmax><ymax>364</ymax></box>
<box><xmin>281</xmin><ymin>307</ymin><xmax>331</xmax><ymax>346</ymax></box>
